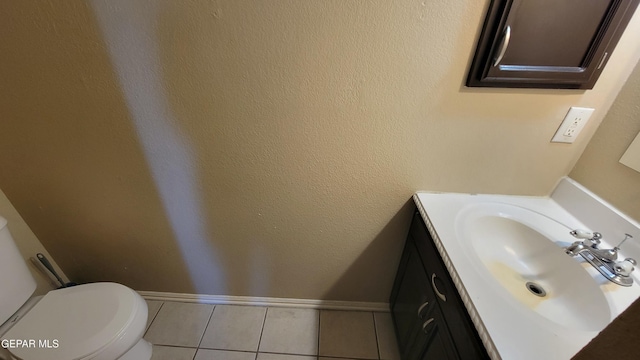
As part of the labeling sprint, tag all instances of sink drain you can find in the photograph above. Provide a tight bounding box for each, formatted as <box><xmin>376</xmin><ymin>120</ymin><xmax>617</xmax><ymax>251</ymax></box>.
<box><xmin>525</xmin><ymin>282</ymin><xmax>547</xmax><ymax>297</ymax></box>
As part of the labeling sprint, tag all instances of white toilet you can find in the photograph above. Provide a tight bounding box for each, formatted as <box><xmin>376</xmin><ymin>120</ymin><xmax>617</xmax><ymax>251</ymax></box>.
<box><xmin>0</xmin><ymin>216</ymin><xmax>152</xmax><ymax>360</ymax></box>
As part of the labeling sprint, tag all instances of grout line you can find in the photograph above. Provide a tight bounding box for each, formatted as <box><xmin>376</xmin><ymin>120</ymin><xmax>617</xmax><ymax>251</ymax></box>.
<box><xmin>195</xmin><ymin>348</ymin><xmax>257</xmax><ymax>354</ymax></box>
<box><xmin>148</xmin><ymin>344</ymin><xmax>198</xmax><ymax>349</ymax></box>
<box><xmin>192</xmin><ymin>344</ymin><xmax>198</xmax><ymax>360</ymax></box>
<box><xmin>143</xmin><ymin>301</ymin><xmax>164</xmax><ymax>337</ymax></box>
<box><xmin>256</xmin><ymin>307</ymin><xmax>269</xmax><ymax>353</ymax></box>
<box><xmin>196</xmin><ymin>304</ymin><xmax>216</xmax><ymax>349</ymax></box>
<box><xmin>372</xmin><ymin>312</ymin><xmax>381</xmax><ymax>360</ymax></box>
<box><xmin>255</xmin><ymin>351</ymin><xmax>336</xmax><ymax>358</ymax></box>
<box><xmin>195</xmin><ymin>345</ymin><xmax>264</xmax><ymax>354</ymax></box>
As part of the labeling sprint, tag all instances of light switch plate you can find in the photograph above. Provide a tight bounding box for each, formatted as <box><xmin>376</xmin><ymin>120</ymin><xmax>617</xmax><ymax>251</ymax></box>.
<box><xmin>551</xmin><ymin>107</ymin><xmax>595</xmax><ymax>143</ymax></box>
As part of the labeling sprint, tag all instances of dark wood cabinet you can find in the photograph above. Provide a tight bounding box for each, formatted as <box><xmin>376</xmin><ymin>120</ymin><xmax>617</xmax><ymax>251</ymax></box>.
<box><xmin>390</xmin><ymin>236</ymin><xmax>457</xmax><ymax>359</ymax></box>
<box><xmin>467</xmin><ymin>0</ymin><xmax>640</xmax><ymax>89</ymax></box>
<box><xmin>390</xmin><ymin>211</ymin><xmax>489</xmax><ymax>359</ymax></box>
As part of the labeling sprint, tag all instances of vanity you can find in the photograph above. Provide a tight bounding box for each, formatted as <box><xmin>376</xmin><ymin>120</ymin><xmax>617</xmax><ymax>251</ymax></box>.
<box><xmin>390</xmin><ymin>177</ymin><xmax>640</xmax><ymax>359</ymax></box>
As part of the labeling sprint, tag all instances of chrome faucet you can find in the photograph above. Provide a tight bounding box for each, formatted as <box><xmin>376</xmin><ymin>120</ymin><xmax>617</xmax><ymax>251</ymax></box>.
<box><xmin>565</xmin><ymin>230</ymin><xmax>636</xmax><ymax>286</ymax></box>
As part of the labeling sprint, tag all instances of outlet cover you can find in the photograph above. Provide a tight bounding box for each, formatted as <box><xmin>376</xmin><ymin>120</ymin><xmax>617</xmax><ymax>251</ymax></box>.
<box><xmin>551</xmin><ymin>107</ymin><xmax>595</xmax><ymax>143</ymax></box>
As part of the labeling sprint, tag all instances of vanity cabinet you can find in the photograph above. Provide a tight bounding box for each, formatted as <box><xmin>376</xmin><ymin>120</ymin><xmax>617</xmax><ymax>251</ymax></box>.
<box><xmin>390</xmin><ymin>211</ymin><xmax>488</xmax><ymax>359</ymax></box>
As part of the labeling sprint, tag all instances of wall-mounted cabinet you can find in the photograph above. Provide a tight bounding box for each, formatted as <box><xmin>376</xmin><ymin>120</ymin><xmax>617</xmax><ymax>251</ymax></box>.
<box><xmin>467</xmin><ymin>0</ymin><xmax>640</xmax><ymax>89</ymax></box>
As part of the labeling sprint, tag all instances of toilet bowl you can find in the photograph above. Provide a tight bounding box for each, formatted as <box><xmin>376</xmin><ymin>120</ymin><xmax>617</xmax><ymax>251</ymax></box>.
<box><xmin>0</xmin><ymin>215</ymin><xmax>151</xmax><ymax>360</ymax></box>
<box><xmin>1</xmin><ymin>283</ymin><xmax>152</xmax><ymax>360</ymax></box>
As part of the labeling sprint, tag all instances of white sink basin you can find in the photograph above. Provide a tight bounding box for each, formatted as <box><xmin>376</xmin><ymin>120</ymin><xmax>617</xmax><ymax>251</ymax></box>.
<box><xmin>415</xmin><ymin>181</ymin><xmax>640</xmax><ymax>360</ymax></box>
<box><xmin>456</xmin><ymin>202</ymin><xmax>611</xmax><ymax>331</ymax></box>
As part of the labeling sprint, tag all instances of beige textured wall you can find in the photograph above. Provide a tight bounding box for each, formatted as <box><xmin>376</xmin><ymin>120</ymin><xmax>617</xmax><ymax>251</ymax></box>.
<box><xmin>571</xmin><ymin>60</ymin><xmax>640</xmax><ymax>222</ymax></box>
<box><xmin>0</xmin><ymin>189</ymin><xmax>64</xmax><ymax>295</ymax></box>
<box><xmin>1</xmin><ymin>0</ymin><xmax>640</xmax><ymax>301</ymax></box>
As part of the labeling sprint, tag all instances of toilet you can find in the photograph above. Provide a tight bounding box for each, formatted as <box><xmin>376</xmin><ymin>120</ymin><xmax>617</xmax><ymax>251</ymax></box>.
<box><xmin>0</xmin><ymin>216</ymin><xmax>152</xmax><ymax>360</ymax></box>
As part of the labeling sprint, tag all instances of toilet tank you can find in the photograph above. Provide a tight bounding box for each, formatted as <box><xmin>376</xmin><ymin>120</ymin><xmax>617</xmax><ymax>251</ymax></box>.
<box><xmin>0</xmin><ymin>216</ymin><xmax>37</xmax><ymax>325</ymax></box>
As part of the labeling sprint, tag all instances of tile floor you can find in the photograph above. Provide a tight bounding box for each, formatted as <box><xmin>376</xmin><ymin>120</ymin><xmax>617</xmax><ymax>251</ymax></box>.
<box><xmin>144</xmin><ymin>300</ymin><xmax>400</xmax><ymax>360</ymax></box>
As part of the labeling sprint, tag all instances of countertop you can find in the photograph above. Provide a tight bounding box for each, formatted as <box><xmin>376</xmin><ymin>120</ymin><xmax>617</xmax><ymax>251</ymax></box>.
<box><xmin>412</xmin><ymin>177</ymin><xmax>640</xmax><ymax>360</ymax></box>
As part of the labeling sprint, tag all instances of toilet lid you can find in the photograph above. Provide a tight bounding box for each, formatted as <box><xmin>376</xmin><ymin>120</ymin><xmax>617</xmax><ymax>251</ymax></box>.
<box><xmin>3</xmin><ymin>283</ymin><xmax>141</xmax><ymax>360</ymax></box>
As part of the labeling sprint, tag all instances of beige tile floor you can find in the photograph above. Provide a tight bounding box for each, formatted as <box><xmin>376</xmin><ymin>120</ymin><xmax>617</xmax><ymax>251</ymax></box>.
<box><xmin>144</xmin><ymin>301</ymin><xmax>400</xmax><ymax>360</ymax></box>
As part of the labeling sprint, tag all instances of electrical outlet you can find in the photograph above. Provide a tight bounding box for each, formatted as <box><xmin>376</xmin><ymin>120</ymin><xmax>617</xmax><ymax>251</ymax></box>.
<box><xmin>551</xmin><ymin>107</ymin><xmax>595</xmax><ymax>143</ymax></box>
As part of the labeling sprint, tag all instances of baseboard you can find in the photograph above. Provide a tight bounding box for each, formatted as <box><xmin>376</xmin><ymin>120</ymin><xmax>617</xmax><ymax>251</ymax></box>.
<box><xmin>137</xmin><ymin>291</ymin><xmax>390</xmax><ymax>312</ymax></box>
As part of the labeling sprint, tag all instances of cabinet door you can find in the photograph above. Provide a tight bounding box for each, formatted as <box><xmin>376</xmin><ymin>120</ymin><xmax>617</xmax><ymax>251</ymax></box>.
<box><xmin>417</xmin><ymin>309</ymin><xmax>459</xmax><ymax>360</ymax></box>
<box><xmin>467</xmin><ymin>0</ymin><xmax>640</xmax><ymax>89</ymax></box>
<box><xmin>390</xmin><ymin>238</ymin><xmax>436</xmax><ymax>357</ymax></box>
<box><xmin>410</xmin><ymin>213</ymin><xmax>490</xmax><ymax>359</ymax></box>
<box><xmin>391</xmin><ymin>235</ymin><xmax>460</xmax><ymax>359</ymax></box>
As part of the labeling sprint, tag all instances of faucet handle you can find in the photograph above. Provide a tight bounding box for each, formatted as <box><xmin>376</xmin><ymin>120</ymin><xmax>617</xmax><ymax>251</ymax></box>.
<box><xmin>614</xmin><ymin>258</ymin><xmax>636</xmax><ymax>277</ymax></box>
<box><xmin>570</xmin><ymin>229</ymin><xmax>602</xmax><ymax>248</ymax></box>
<box><xmin>570</xmin><ymin>229</ymin><xmax>602</xmax><ymax>241</ymax></box>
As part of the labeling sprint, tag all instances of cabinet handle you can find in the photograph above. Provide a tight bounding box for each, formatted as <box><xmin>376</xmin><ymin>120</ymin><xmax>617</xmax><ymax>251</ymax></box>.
<box><xmin>422</xmin><ymin>318</ymin><xmax>435</xmax><ymax>334</ymax></box>
<box><xmin>431</xmin><ymin>273</ymin><xmax>447</xmax><ymax>302</ymax></box>
<box><xmin>417</xmin><ymin>301</ymin><xmax>429</xmax><ymax>319</ymax></box>
<box><xmin>493</xmin><ymin>25</ymin><xmax>511</xmax><ymax>66</ymax></box>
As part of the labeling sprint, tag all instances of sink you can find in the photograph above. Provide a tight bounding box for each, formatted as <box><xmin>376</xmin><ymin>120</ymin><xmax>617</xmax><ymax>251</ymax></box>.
<box><xmin>456</xmin><ymin>202</ymin><xmax>611</xmax><ymax>331</ymax></box>
<box><xmin>415</xmin><ymin>184</ymin><xmax>640</xmax><ymax>360</ymax></box>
